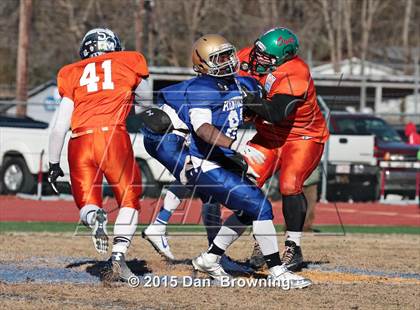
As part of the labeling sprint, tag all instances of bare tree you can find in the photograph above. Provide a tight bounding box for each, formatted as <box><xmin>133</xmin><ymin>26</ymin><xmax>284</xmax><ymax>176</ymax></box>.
<box><xmin>337</xmin><ymin>0</ymin><xmax>343</xmax><ymax>68</ymax></box>
<box><xmin>59</xmin><ymin>0</ymin><xmax>95</xmax><ymax>43</ymax></box>
<box><xmin>134</xmin><ymin>0</ymin><xmax>145</xmax><ymax>53</ymax></box>
<box><xmin>360</xmin><ymin>0</ymin><xmax>384</xmax><ymax>110</ymax></box>
<box><xmin>343</xmin><ymin>0</ymin><xmax>353</xmax><ymax>74</ymax></box>
<box><xmin>320</xmin><ymin>0</ymin><xmax>339</xmax><ymax>72</ymax></box>
<box><xmin>182</xmin><ymin>0</ymin><xmax>211</xmax><ymax>44</ymax></box>
<box><xmin>15</xmin><ymin>0</ymin><xmax>32</xmax><ymax>117</ymax></box>
<box><xmin>402</xmin><ymin>0</ymin><xmax>413</xmax><ymax>73</ymax></box>
<box><xmin>4</xmin><ymin>0</ymin><xmax>420</xmax><ymax>93</ymax></box>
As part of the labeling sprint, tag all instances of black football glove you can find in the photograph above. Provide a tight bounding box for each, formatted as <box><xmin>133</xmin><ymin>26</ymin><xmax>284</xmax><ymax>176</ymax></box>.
<box><xmin>241</xmin><ymin>86</ymin><xmax>258</xmax><ymax>106</ymax></box>
<box><xmin>225</xmin><ymin>153</ymin><xmax>260</xmax><ymax>184</ymax></box>
<box><xmin>240</xmin><ymin>84</ymin><xmax>266</xmax><ymax>106</ymax></box>
<box><xmin>48</xmin><ymin>162</ymin><xmax>64</xmax><ymax>194</ymax></box>
<box><xmin>136</xmin><ymin>108</ymin><xmax>174</xmax><ymax>134</ymax></box>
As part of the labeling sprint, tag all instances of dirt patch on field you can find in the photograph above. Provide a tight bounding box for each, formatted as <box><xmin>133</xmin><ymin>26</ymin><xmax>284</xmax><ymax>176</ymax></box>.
<box><xmin>0</xmin><ymin>233</ymin><xmax>419</xmax><ymax>309</ymax></box>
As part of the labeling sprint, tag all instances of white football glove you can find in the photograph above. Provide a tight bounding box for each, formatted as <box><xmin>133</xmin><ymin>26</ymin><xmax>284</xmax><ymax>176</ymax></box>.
<box><xmin>230</xmin><ymin>139</ymin><xmax>265</xmax><ymax>165</ymax></box>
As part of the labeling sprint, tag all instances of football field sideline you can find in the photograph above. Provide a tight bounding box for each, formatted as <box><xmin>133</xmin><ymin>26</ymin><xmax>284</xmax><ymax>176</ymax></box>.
<box><xmin>1</xmin><ymin>196</ymin><xmax>419</xmax><ymax>226</ymax></box>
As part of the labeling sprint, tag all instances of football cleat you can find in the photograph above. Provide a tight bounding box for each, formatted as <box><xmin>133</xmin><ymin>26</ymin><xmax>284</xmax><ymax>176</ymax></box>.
<box><xmin>142</xmin><ymin>226</ymin><xmax>175</xmax><ymax>260</ymax></box>
<box><xmin>92</xmin><ymin>209</ymin><xmax>108</xmax><ymax>254</ymax></box>
<box><xmin>268</xmin><ymin>264</ymin><xmax>312</xmax><ymax>289</ymax></box>
<box><xmin>248</xmin><ymin>241</ymin><xmax>266</xmax><ymax>270</ymax></box>
<box><xmin>192</xmin><ymin>252</ymin><xmax>231</xmax><ymax>281</ymax></box>
<box><xmin>109</xmin><ymin>252</ymin><xmax>136</xmax><ymax>282</ymax></box>
<box><xmin>220</xmin><ymin>255</ymin><xmax>255</xmax><ymax>275</ymax></box>
<box><xmin>281</xmin><ymin>240</ymin><xmax>304</xmax><ymax>271</ymax></box>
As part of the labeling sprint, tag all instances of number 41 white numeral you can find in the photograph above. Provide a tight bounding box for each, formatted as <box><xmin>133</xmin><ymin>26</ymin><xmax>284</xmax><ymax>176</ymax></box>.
<box><xmin>80</xmin><ymin>60</ymin><xmax>114</xmax><ymax>92</ymax></box>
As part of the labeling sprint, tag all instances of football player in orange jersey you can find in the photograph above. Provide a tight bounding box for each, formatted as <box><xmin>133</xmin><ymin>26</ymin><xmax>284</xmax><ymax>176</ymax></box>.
<box><xmin>237</xmin><ymin>27</ymin><xmax>329</xmax><ymax>271</ymax></box>
<box><xmin>48</xmin><ymin>28</ymin><xmax>151</xmax><ymax>281</ymax></box>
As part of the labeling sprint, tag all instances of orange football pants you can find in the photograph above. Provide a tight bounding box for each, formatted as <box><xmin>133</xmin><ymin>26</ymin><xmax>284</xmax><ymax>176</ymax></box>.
<box><xmin>247</xmin><ymin>135</ymin><xmax>324</xmax><ymax>196</ymax></box>
<box><xmin>68</xmin><ymin>126</ymin><xmax>141</xmax><ymax>210</ymax></box>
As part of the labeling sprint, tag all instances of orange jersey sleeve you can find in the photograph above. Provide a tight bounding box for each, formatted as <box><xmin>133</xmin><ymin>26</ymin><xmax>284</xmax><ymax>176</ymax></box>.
<box><xmin>125</xmin><ymin>51</ymin><xmax>149</xmax><ymax>79</ymax></box>
<box><xmin>56</xmin><ymin>51</ymin><xmax>149</xmax><ymax>130</ymax></box>
<box><xmin>57</xmin><ymin>65</ymin><xmax>76</xmax><ymax>99</ymax></box>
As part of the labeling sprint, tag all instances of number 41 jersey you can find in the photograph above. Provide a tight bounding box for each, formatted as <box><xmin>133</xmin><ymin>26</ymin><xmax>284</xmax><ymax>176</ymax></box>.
<box><xmin>57</xmin><ymin>51</ymin><xmax>149</xmax><ymax>130</ymax></box>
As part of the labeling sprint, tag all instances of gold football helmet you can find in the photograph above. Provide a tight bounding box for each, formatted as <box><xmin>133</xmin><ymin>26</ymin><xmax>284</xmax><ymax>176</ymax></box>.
<box><xmin>192</xmin><ymin>34</ymin><xmax>238</xmax><ymax>77</ymax></box>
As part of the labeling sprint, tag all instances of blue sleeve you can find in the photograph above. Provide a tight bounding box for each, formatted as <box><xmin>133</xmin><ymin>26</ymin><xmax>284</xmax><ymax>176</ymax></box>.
<box><xmin>156</xmin><ymin>91</ymin><xmax>165</xmax><ymax>107</ymax></box>
<box><xmin>237</xmin><ymin>76</ymin><xmax>260</xmax><ymax>93</ymax></box>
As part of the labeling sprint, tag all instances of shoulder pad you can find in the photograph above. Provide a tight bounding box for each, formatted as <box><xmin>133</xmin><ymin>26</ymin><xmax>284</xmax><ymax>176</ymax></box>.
<box><xmin>237</xmin><ymin>76</ymin><xmax>259</xmax><ymax>92</ymax></box>
<box><xmin>186</xmin><ymin>76</ymin><xmax>222</xmax><ymax>105</ymax></box>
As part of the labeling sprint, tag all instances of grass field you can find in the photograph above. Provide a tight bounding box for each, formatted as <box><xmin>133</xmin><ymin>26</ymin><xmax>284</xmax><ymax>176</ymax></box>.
<box><xmin>1</xmin><ymin>221</ymin><xmax>420</xmax><ymax>234</ymax></box>
<box><xmin>0</xmin><ymin>222</ymin><xmax>419</xmax><ymax>309</ymax></box>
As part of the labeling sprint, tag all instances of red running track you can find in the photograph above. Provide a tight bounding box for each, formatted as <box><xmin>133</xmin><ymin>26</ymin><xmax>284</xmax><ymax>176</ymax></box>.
<box><xmin>0</xmin><ymin>196</ymin><xmax>419</xmax><ymax>227</ymax></box>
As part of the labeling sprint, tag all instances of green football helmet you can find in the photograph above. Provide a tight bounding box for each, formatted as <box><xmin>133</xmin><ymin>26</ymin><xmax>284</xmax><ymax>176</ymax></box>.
<box><xmin>248</xmin><ymin>27</ymin><xmax>299</xmax><ymax>74</ymax></box>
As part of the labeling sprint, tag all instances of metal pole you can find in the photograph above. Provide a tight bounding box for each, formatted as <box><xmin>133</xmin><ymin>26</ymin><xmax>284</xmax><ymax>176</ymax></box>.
<box><xmin>414</xmin><ymin>52</ymin><xmax>419</xmax><ymax>115</ymax></box>
<box><xmin>37</xmin><ymin>149</ymin><xmax>44</xmax><ymax>200</ymax></box>
<box><xmin>359</xmin><ymin>55</ymin><xmax>367</xmax><ymax>112</ymax></box>
<box><xmin>374</xmin><ymin>85</ymin><xmax>382</xmax><ymax>113</ymax></box>
<box><xmin>360</xmin><ymin>76</ymin><xmax>367</xmax><ymax>112</ymax></box>
<box><xmin>307</xmin><ymin>49</ymin><xmax>313</xmax><ymax>68</ymax></box>
<box><xmin>317</xmin><ymin>96</ymin><xmax>330</xmax><ymax>203</ymax></box>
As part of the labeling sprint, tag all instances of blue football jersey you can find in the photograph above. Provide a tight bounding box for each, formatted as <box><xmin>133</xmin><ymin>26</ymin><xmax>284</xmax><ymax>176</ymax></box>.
<box><xmin>159</xmin><ymin>75</ymin><xmax>260</xmax><ymax>161</ymax></box>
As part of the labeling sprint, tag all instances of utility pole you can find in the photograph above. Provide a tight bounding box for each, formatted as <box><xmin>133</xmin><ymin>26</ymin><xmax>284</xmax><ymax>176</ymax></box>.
<box><xmin>15</xmin><ymin>0</ymin><xmax>32</xmax><ymax>117</ymax></box>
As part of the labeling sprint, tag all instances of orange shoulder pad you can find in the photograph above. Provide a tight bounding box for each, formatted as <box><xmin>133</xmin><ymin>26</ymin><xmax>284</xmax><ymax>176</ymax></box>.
<box><xmin>116</xmin><ymin>51</ymin><xmax>149</xmax><ymax>78</ymax></box>
<box><xmin>267</xmin><ymin>57</ymin><xmax>311</xmax><ymax>97</ymax></box>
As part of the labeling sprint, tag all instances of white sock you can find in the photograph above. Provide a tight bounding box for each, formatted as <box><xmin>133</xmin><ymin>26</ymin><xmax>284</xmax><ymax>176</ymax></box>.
<box><xmin>147</xmin><ymin>191</ymin><xmax>181</xmax><ymax>234</ymax></box>
<box><xmin>112</xmin><ymin>207</ymin><xmax>139</xmax><ymax>254</ymax></box>
<box><xmin>212</xmin><ymin>226</ymin><xmax>239</xmax><ymax>251</ymax></box>
<box><xmin>153</xmin><ymin>191</ymin><xmax>181</xmax><ymax>225</ymax></box>
<box><xmin>286</xmin><ymin>231</ymin><xmax>302</xmax><ymax>246</ymax></box>
<box><xmin>79</xmin><ymin>204</ymin><xmax>100</xmax><ymax>228</ymax></box>
<box><xmin>162</xmin><ymin>190</ymin><xmax>181</xmax><ymax>213</ymax></box>
<box><xmin>253</xmin><ymin>220</ymin><xmax>279</xmax><ymax>256</ymax></box>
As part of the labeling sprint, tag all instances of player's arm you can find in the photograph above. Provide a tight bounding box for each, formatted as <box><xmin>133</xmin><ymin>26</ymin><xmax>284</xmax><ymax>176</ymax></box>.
<box><xmin>47</xmin><ymin>97</ymin><xmax>73</xmax><ymax>190</ymax></box>
<box><xmin>190</xmin><ymin>108</ymin><xmax>231</xmax><ymax>147</ymax></box>
<box><xmin>242</xmin><ymin>89</ymin><xmax>304</xmax><ymax>124</ymax></box>
<box><xmin>133</xmin><ymin>78</ymin><xmax>154</xmax><ymax>113</ymax></box>
<box><xmin>190</xmin><ymin>108</ymin><xmax>264</xmax><ymax>165</ymax></box>
<box><xmin>127</xmin><ymin>51</ymin><xmax>173</xmax><ymax>133</ymax></box>
<box><xmin>131</xmin><ymin>82</ymin><xmax>173</xmax><ymax>134</ymax></box>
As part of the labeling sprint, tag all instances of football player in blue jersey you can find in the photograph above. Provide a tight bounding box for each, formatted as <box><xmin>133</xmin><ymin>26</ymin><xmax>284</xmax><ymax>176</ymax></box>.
<box><xmin>139</xmin><ymin>39</ymin><xmax>260</xmax><ymax>274</ymax></box>
<box><xmin>166</xmin><ymin>34</ymin><xmax>311</xmax><ymax>287</ymax></box>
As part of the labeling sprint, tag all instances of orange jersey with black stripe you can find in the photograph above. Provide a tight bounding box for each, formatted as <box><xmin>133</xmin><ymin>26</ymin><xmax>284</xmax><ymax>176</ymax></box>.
<box><xmin>238</xmin><ymin>47</ymin><xmax>329</xmax><ymax>144</ymax></box>
<box><xmin>57</xmin><ymin>51</ymin><xmax>149</xmax><ymax>130</ymax></box>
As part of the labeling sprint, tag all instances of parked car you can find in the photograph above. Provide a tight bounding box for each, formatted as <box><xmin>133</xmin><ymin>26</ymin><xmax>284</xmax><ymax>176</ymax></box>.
<box><xmin>392</xmin><ymin>124</ymin><xmax>409</xmax><ymax>143</ymax></box>
<box><xmin>0</xmin><ymin>115</ymin><xmax>49</xmax><ymax>194</ymax></box>
<box><xmin>328</xmin><ymin>112</ymin><xmax>419</xmax><ymax>200</ymax></box>
<box><xmin>0</xmin><ymin>113</ymin><xmax>173</xmax><ymax>197</ymax></box>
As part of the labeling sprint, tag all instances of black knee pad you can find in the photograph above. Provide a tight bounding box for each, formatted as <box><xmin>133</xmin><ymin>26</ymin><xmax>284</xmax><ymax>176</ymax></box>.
<box><xmin>167</xmin><ymin>182</ymin><xmax>193</xmax><ymax>199</ymax></box>
<box><xmin>201</xmin><ymin>202</ymin><xmax>221</xmax><ymax>245</ymax></box>
<box><xmin>223</xmin><ymin>212</ymin><xmax>251</xmax><ymax>236</ymax></box>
